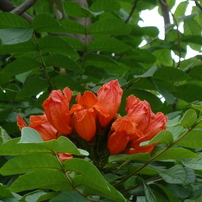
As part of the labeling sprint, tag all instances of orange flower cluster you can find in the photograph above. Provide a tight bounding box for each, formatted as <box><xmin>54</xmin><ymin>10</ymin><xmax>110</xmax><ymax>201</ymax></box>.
<box><xmin>17</xmin><ymin>80</ymin><xmax>167</xmax><ymax>157</ymax></box>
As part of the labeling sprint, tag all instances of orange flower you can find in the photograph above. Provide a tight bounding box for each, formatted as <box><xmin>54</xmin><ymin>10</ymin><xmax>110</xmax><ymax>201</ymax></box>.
<box><xmin>70</xmin><ymin>91</ymin><xmax>100</xmax><ymax>141</ymax></box>
<box><xmin>17</xmin><ymin>114</ymin><xmax>57</xmax><ymax>141</ymax></box>
<box><xmin>97</xmin><ymin>80</ymin><xmax>123</xmax><ymax>127</ymax></box>
<box><xmin>42</xmin><ymin>87</ymin><xmax>72</xmax><ymax>135</ymax></box>
<box><xmin>107</xmin><ymin>117</ymin><xmax>142</xmax><ymax>155</ymax></box>
<box><xmin>107</xmin><ymin>95</ymin><xmax>167</xmax><ymax>155</ymax></box>
<box><xmin>126</xmin><ymin>112</ymin><xmax>167</xmax><ymax>155</ymax></box>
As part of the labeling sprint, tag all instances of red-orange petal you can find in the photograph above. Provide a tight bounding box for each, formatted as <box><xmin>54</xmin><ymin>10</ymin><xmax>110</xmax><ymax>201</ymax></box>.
<box><xmin>17</xmin><ymin>115</ymin><xmax>27</xmax><ymax>130</ymax></box>
<box><xmin>98</xmin><ymin>80</ymin><xmax>123</xmax><ymax>127</ymax></box>
<box><xmin>73</xmin><ymin>109</ymin><xmax>96</xmax><ymax>141</ymax></box>
<box><xmin>107</xmin><ymin>131</ymin><xmax>129</xmax><ymax>155</ymax></box>
<box><xmin>43</xmin><ymin>88</ymin><xmax>72</xmax><ymax>135</ymax></box>
<box><xmin>58</xmin><ymin>153</ymin><xmax>73</xmax><ymax>162</ymax></box>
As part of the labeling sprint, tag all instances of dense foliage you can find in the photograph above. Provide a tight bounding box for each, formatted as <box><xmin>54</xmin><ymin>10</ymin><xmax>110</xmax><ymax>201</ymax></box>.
<box><xmin>1</xmin><ymin>0</ymin><xmax>202</xmax><ymax>201</ymax></box>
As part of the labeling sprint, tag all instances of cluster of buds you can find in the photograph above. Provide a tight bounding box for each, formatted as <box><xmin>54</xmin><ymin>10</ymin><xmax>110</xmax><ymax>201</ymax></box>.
<box><xmin>17</xmin><ymin>80</ymin><xmax>167</xmax><ymax>163</ymax></box>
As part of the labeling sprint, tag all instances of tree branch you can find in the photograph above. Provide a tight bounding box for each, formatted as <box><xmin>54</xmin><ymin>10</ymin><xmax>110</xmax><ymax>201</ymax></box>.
<box><xmin>125</xmin><ymin>0</ymin><xmax>139</xmax><ymax>23</ymax></box>
<box><xmin>159</xmin><ymin>0</ymin><xmax>170</xmax><ymax>26</ymax></box>
<box><xmin>0</xmin><ymin>0</ymin><xmax>35</xmax><ymax>23</ymax></box>
<box><xmin>10</xmin><ymin>0</ymin><xmax>37</xmax><ymax>15</ymax></box>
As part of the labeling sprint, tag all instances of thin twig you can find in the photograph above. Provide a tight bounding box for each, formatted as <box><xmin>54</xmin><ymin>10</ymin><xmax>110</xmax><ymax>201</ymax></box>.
<box><xmin>195</xmin><ymin>0</ymin><xmax>202</xmax><ymax>10</ymax></box>
<box><xmin>125</xmin><ymin>0</ymin><xmax>139</xmax><ymax>23</ymax></box>
<box><xmin>10</xmin><ymin>0</ymin><xmax>37</xmax><ymax>15</ymax></box>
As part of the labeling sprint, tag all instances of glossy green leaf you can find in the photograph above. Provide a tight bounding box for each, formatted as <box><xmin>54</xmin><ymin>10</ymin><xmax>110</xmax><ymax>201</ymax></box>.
<box><xmin>179</xmin><ymin>109</ymin><xmax>197</xmax><ymax>128</ymax></box>
<box><xmin>155</xmin><ymin>148</ymin><xmax>199</xmax><ymax>161</ymax></box>
<box><xmin>8</xmin><ymin>170</ymin><xmax>72</xmax><ymax>192</ymax></box>
<box><xmin>0</xmin><ymin>153</ymin><xmax>60</xmax><ymax>175</ymax></box>
<box><xmin>38</xmin><ymin>35</ymin><xmax>79</xmax><ymax>59</ymax></box>
<box><xmin>159</xmin><ymin>165</ymin><xmax>187</xmax><ymax>184</ymax></box>
<box><xmin>153</xmin><ymin>49</ymin><xmax>172</xmax><ymax>66</ymax></box>
<box><xmin>0</xmin><ymin>12</ymin><xmax>30</xmax><ymax>28</ymax></box>
<box><xmin>87</xmin><ymin>37</ymin><xmax>131</xmax><ymax>53</ymax></box>
<box><xmin>0</xmin><ymin>28</ymin><xmax>33</xmax><ymax>45</ymax></box>
<box><xmin>1</xmin><ymin>58</ymin><xmax>41</xmax><ymax>77</ymax></box>
<box><xmin>45</xmin><ymin>54</ymin><xmax>84</xmax><ymax>74</ymax></box>
<box><xmin>32</xmin><ymin>14</ymin><xmax>65</xmax><ymax>33</ymax></box>
<box><xmin>20</xmin><ymin>127</ymin><xmax>44</xmax><ymax>143</ymax></box>
<box><xmin>148</xmin><ymin>130</ymin><xmax>173</xmax><ymax>145</ymax></box>
<box><xmin>88</xmin><ymin>18</ymin><xmax>131</xmax><ymax>35</ymax></box>
<box><xmin>108</xmin><ymin>153</ymin><xmax>150</xmax><ymax>162</ymax></box>
<box><xmin>184</xmin><ymin>18</ymin><xmax>201</xmax><ymax>36</ymax></box>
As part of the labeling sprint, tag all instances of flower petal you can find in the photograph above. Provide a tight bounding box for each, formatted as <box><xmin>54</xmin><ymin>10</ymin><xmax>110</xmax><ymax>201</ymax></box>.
<box><xmin>98</xmin><ymin>80</ymin><xmax>123</xmax><ymax>127</ymax></box>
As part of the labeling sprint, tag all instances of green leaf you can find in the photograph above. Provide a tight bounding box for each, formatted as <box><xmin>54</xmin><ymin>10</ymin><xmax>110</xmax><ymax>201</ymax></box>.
<box><xmin>0</xmin><ymin>28</ymin><xmax>33</xmax><ymax>45</ymax></box>
<box><xmin>88</xmin><ymin>18</ymin><xmax>131</xmax><ymax>35</ymax></box>
<box><xmin>1</xmin><ymin>57</ymin><xmax>41</xmax><ymax>77</ymax></box>
<box><xmin>50</xmin><ymin>190</ymin><xmax>89</xmax><ymax>202</ymax></box>
<box><xmin>87</xmin><ymin>37</ymin><xmax>131</xmax><ymax>53</ymax></box>
<box><xmin>0</xmin><ymin>12</ymin><xmax>30</xmax><ymax>28</ymax></box>
<box><xmin>127</xmin><ymin>49</ymin><xmax>156</xmax><ymax>64</ymax></box>
<box><xmin>8</xmin><ymin>170</ymin><xmax>72</xmax><ymax>192</ymax></box>
<box><xmin>20</xmin><ymin>127</ymin><xmax>44</xmax><ymax>143</ymax></box>
<box><xmin>0</xmin><ymin>40</ymin><xmax>37</xmax><ymax>54</ymax></box>
<box><xmin>45</xmin><ymin>54</ymin><xmax>84</xmax><ymax>74</ymax></box>
<box><xmin>143</xmin><ymin>183</ymin><xmax>156</xmax><ymax>202</ymax></box>
<box><xmin>176</xmin><ymin>130</ymin><xmax>202</xmax><ymax>149</ymax></box>
<box><xmin>148</xmin><ymin>130</ymin><xmax>173</xmax><ymax>145</ymax></box>
<box><xmin>60</xmin><ymin>19</ymin><xmax>86</xmax><ymax>34</ymax></box>
<box><xmin>192</xmin><ymin>104</ymin><xmax>202</xmax><ymax>112</ymax></box>
<box><xmin>174</xmin><ymin>83</ymin><xmax>202</xmax><ymax>102</ymax></box>
<box><xmin>155</xmin><ymin>148</ymin><xmax>199</xmax><ymax>161</ymax></box>
<box><xmin>51</xmin><ymin>75</ymin><xmax>86</xmax><ymax>92</ymax></box>
<box><xmin>159</xmin><ymin>165</ymin><xmax>187</xmax><ymax>184</ymax></box>
<box><xmin>63</xmin><ymin>1</ymin><xmax>93</xmax><ymax>18</ymax></box>
<box><xmin>90</xmin><ymin>0</ymin><xmax>120</xmax><ymax>12</ymax></box>
<box><xmin>32</xmin><ymin>14</ymin><xmax>65</xmax><ymax>33</ymax></box>
<box><xmin>0</xmin><ymin>153</ymin><xmax>60</xmax><ymax>175</ymax></box>
<box><xmin>153</xmin><ymin>49</ymin><xmax>172</xmax><ymax>66</ymax></box>
<box><xmin>179</xmin><ymin>109</ymin><xmax>197</xmax><ymax>128</ymax></box>
<box><xmin>156</xmin><ymin>184</ymin><xmax>180</xmax><ymax>202</ymax></box>
<box><xmin>16</xmin><ymin>75</ymin><xmax>48</xmax><ymax>99</ymax></box>
<box><xmin>108</xmin><ymin>153</ymin><xmax>150</xmax><ymax>162</ymax></box>
<box><xmin>182</xmin><ymin>153</ymin><xmax>202</xmax><ymax>170</ymax></box>
<box><xmin>36</xmin><ymin>136</ymin><xmax>89</xmax><ymax>156</ymax></box>
<box><xmin>0</xmin><ymin>138</ymin><xmax>51</xmax><ymax>156</ymax></box>
<box><xmin>38</xmin><ymin>35</ymin><xmax>79</xmax><ymax>59</ymax></box>
<box><xmin>154</xmin><ymin>66</ymin><xmax>188</xmax><ymax>82</ymax></box>
<box><xmin>0</xmin><ymin>184</ymin><xmax>13</xmax><ymax>197</ymax></box>
<box><xmin>184</xmin><ymin>18</ymin><xmax>201</xmax><ymax>36</ymax></box>
<box><xmin>64</xmin><ymin>158</ymin><xmax>109</xmax><ymax>191</ymax></box>
<box><xmin>0</xmin><ymin>126</ymin><xmax>12</xmax><ymax>143</ymax></box>
<box><xmin>189</xmin><ymin>65</ymin><xmax>202</xmax><ymax>80</ymax></box>
<box><xmin>133</xmin><ymin>65</ymin><xmax>157</xmax><ymax>78</ymax></box>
